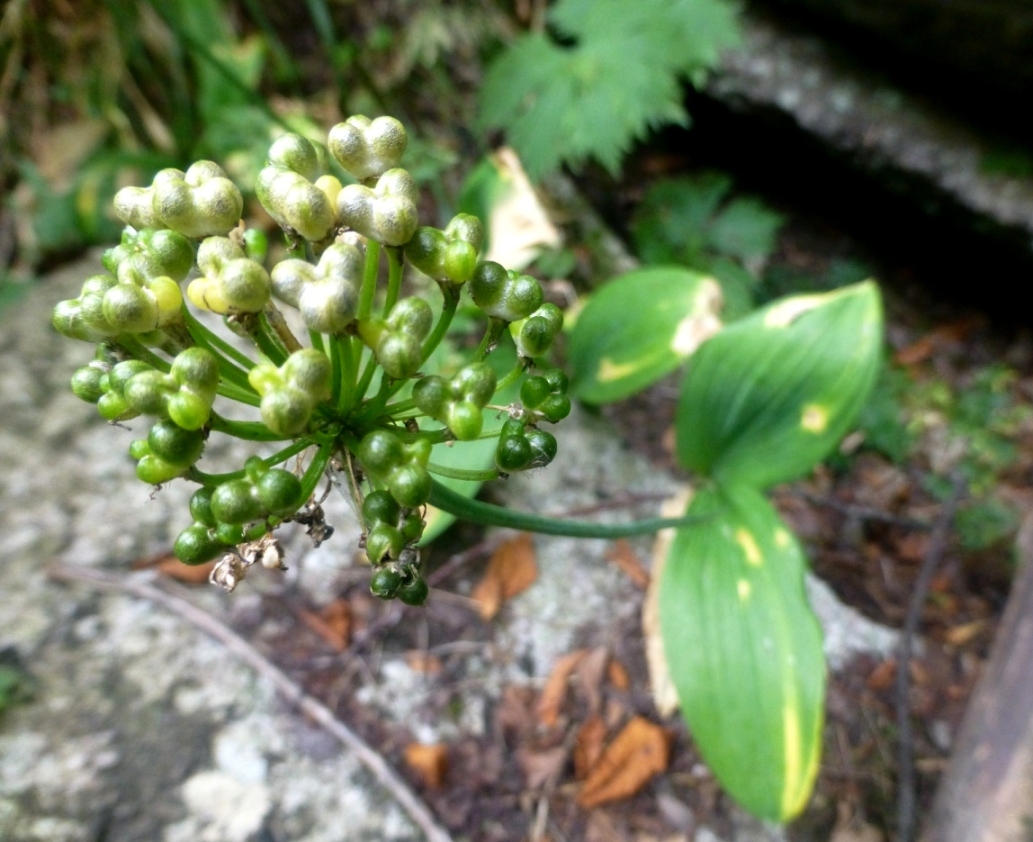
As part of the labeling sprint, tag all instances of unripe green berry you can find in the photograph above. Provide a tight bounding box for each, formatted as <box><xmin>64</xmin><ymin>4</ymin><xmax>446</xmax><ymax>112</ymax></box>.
<box><xmin>366</xmin><ymin>524</ymin><xmax>404</xmax><ymax>564</ymax></box>
<box><xmin>147</xmin><ymin>420</ymin><xmax>205</xmax><ymax>466</ymax></box>
<box><xmin>363</xmin><ymin>490</ymin><xmax>400</xmax><ymax>527</ymax></box>
<box><xmin>396</xmin><ymin>575</ymin><xmax>429</xmax><ymax>606</ymax></box>
<box><xmin>71</xmin><ymin>365</ymin><xmax>107</xmax><ymax>403</ymax></box>
<box><xmin>496</xmin><ymin>435</ymin><xmax>532</xmax><ymax>473</ymax></box>
<box><xmin>389</xmin><ymin>464</ymin><xmax>432</xmax><ymax>509</ymax></box>
<box><xmin>256</xmin><ymin>469</ymin><xmax>303</xmax><ymax>516</ymax></box>
<box><xmin>525</xmin><ymin>428</ymin><xmax>558</xmax><ymax>468</ymax></box>
<box><xmin>210</xmin><ymin>479</ymin><xmax>263</xmax><ymax>525</ymax></box>
<box><xmin>174</xmin><ymin>525</ymin><xmax>225</xmax><ymax>565</ymax></box>
<box><xmin>189</xmin><ymin>487</ymin><xmax>218</xmax><ymax>527</ymax></box>
<box><xmin>447</xmin><ymin>400</ymin><xmax>483</xmax><ymax>441</ymax></box>
<box><xmin>370</xmin><ymin>566</ymin><xmax>403</xmax><ymax>599</ymax></box>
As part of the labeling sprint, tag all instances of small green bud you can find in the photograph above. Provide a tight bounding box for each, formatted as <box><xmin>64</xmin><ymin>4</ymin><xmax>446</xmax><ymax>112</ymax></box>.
<box><xmin>211</xmin><ymin>479</ymin><xmax>264</xmax><ymax>525</ymax></box>
<box><xmin>370</xmin><ymin>566</ymin><xmax>403</xmax><ymax>599</ymax></box>
<box><xmin>188</xmin><ymin>237</ymin><xmax>270</xmax><ymax>315</ymax></box>
<box><xmin>511</xmin><ymin>302</ymin><xmax>564</xmax><ymax>358</ymax></box>
<box><xmin>271</xmin><ymin>242</ymin><xmax>362</xmax><ymax>335</ymax></box>
<box><xmin>470</xmin><ymin>261</ymin><xmax>544</xmax><ymax>323</ymax></box>
<box><xmin>256</xmin><ymin>469</ymin><xmax>303</xmax><ymax>516</ymax></box>
<box><xmin>396</xmin><ymin>574</ymin><xmax>429</xmax><ymax>606</ymax></box>
<box><xmin>150</xmin><ymin>161</ymin><xmax>244</xmax><ymax>238</ymax></box>
<box><xmin>328</xmin><ymin>115</ymin><xmax>408</xmax><ymax>181</ymax></box>
<box><xmin>366</xmin><ymin>523</ymin><xmax>404</xmax><ymax>563</ymax></box>
<box><xmin>174</xmin><ymin>525</ymin><xmax>225</xmax><ymax>565</ymax></box>
<box><xmin>336</xmin><ymin>168</ymin><xmax>419</xmax><ymax>246</ymax></box>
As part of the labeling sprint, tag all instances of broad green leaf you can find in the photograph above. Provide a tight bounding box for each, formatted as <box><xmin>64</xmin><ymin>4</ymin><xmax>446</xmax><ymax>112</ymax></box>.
<box><xmin>676</xmin><ymin>281</ymin><xmax>882</xmax><ymax>488</ymax></box>
<box><xmin>659</xmin><ymin>484</ymin><xmax>825</xmax><ymax>820</ymax></box>
<box><xmin>567</xmin><ymin>267</ymin><xmax>723</xmax><ymax>404</ymax></box>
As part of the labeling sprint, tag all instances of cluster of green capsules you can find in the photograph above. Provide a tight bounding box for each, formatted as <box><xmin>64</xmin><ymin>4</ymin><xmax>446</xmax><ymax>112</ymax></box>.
<box><xmin>53</xmin><ymin>116</ymin><xmax>571</xmax><ymax>601</ymax></box>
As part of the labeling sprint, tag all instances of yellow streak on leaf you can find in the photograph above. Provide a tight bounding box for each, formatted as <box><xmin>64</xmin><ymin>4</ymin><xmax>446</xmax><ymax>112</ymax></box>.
<box><xmin>737</xmin><ymin>579</ymin><xmax>751</xmax><ymax>602</ymax></box>
<box><xmin>781</xmin><ymin>702</ymin><xmax>803</xmax><ymax>818</ymax></box>
<box><xmin>774</xmin><ymin>528</ymin><xmax>791</xmax><ymax>549</ymax></box>
<box><xmin>735</xmin><ymin>528</ymin><xmax>762</xmax><ymax>567</ymax></box>
<box><xmin>670</xmin><ymin>278</ymin><xmax>723</xmax><ymax>356</ymax></box>
<box><xmin>801</xmin><ymin>403</ymin><xmax>829</xmax><ymax>433</ymax></box>
<box><xmin>596</xmin><ymin>355</ymin><xmax>648</xmax><ymax>383</ymax></box>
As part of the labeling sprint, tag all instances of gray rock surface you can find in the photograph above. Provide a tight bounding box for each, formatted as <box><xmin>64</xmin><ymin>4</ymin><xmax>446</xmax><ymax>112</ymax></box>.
<box><xmin>1</xmin><ymin>255</ymin><xmax>899</xmax><ymax>841</ymax></box>
<box><xmin>709</xmin><ymin>12</ymin><xmax>1033</xmax><ymax>251</ymax></box>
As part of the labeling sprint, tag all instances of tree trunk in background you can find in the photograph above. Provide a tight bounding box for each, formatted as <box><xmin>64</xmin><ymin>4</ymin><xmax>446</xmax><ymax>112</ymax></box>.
<box><xmin>921</xmin><ymin>516</ymin><xmax>1033</xmax><ymax>841</ymax></box>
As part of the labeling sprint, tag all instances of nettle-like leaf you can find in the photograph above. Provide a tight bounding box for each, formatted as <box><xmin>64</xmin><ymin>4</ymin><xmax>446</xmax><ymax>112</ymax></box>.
<box><xmin>659</xmin><ymin>483</ymin><xmax>825</xmax><ymax>820</ymax></box>
<box><xmin>567</xmin><ymin>267</ymin><xmax>723</xmax><ymax>404</ymax></box>
<box><xmin>676</xmin><ymin>282</ymin><xmax>883</xmax><ymax>489</ymax></box>
<box><xmin>478</xmin><ymin>0</ymin><xmax>740</xmax><ymax>179</ymax></box>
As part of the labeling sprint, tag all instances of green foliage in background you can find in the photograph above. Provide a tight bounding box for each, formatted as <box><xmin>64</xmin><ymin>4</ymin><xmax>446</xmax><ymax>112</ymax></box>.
<box><xmin>478</xmin><ymin>0</ymin><xmax>740</xmax><ymax>179</ymax></box>
<box><xmin>631</xmin><ymin>172</ymin><xmax>785</xmax><ymax>319</ymax></box>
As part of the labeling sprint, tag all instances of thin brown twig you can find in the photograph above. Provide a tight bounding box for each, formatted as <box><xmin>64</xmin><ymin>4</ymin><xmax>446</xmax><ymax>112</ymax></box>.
<box><xmin>895</xmin><ymin>473</ymin><xmax>965</xmax><ymax>842</ymax></box>
<box><xmin>46</xmin><ymin>564</ymin><xmax>453</xmax><ymax>842</ymax></box>
<box><xmin>792</xmin><ymin>489</ymin><xmax>933</xmax><ymax>530</ymax></box>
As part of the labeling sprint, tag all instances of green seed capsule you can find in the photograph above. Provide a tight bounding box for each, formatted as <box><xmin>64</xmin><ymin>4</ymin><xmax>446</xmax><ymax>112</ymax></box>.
<box><xmin>396</xmin><ymin>575</ymin><xmax>429</xmax><ymax>606</ymax></box>
<box><xmin>189</xmin><ymin>487</ymin><xmax>218</xmax><ymax>527</ymax></box>
<box><xmin>256</xmin><ymin>469</ymin><xmax>303</xmax><ymax>516</ymax></box>
<box><xmin>210</xmin><ymin>479</ymin><xmax>263</xmax><ymax>525</ymax></box>
<box><xmin>370</xmin><ymin>567</ymin><xmax>403</xmax><ymax>599</ymax></box>
<box><xmin>496</xmin><ymin>435</ymin><xmax>532</xmax><ymax>473</ymax></box>
<box><xmin>389</xmin><ymin>464</ymin><xmax>432</xmax><ymax>509</ymax></box>
<box><xmin>174</xmin><ymin>525</ymin><xmax>225</xmax><ymax>565</ymax></box>
<box><xmin>525</xmin><ymin>428</ymin><xmax>558</xmax><ymax>468</ymax></box>
<box><xmin>363</xmin><ymin>490</ymin><xmax>400</xmax><ymax>528</ymax></box>
<box><xmin>366</xmin><ymin>524</ymin><xmax>404</xmax><ymax>564</ymax></box>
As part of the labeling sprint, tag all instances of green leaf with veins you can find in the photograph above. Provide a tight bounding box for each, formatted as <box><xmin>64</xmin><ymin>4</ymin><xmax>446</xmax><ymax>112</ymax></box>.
<box><xmin>478</xmin><ymin>0</ymin><xmax>740</xmax><ymax>179</ymax></box>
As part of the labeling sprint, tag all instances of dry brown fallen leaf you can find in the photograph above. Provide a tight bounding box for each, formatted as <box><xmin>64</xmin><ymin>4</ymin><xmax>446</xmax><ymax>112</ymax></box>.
<box><xmin>518</xmin><ymin>743</ymin><xmax>569</xmax><ymax>790</ymax></box>
<box><xmin>574</xmin><ymin>715</ymin><xmax>608</xmax><ymax>780</ymax></box>
<box><xmin>471</xmin><ymin>533</ymin><xmax>538</xmax><ymax>621</ymax></box>
<box><xmin>578</xmin><ymin>716</ymin><xmax>671</xmax><ymax>808</ymax></box>
<box><xmin>404</xmin><ymin>742</ymin><xmax>448</xmax><ymax>789</ymax></box>
<box><xmin>574</xmin><ymin>646</ymin><xmax>610</xmax><ymax>717</ymax></box>
<box><xmin>607</xmin><ymin>659</ymin><xmax>630</xmax><ymax>691</ymax></box>
<box><xmin>404</xmin><ymin>650</ymin><xmax>442</xmax><ymax>675</ymax></box>
<box><xmin>606</xmin><ymin>540</ymin><xmax>650</xmax><ymax>589</ymax></box>
<box><xmin>298</xmin><ymin>599</ymin><xmax>351</xmax><ymax>651</ymax></box>
<box><xmin>137</xmin><ymin>550</ymin><xmax>215</xmax><ymax>585</ymax></box>
<box><xmin>537</xmin><ymin>649</ymin><xmax>587</xmax><ymax>727</ymax></box>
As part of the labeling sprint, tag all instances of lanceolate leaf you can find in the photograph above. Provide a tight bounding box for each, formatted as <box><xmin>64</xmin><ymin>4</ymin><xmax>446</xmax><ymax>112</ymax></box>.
<box><xmin>676</xmin><ymin>281</ymin><xmax>882</xmax><ymax>489</ymax></box>
<box><xmin>658</xmin><ymin>484</ymin><xmax>825</xmax><ymax>820</ymax></box>
<box><xmin>567</xmin><ymin>267</ymin><xmax>723</xmax><ymax>404</ymax></box>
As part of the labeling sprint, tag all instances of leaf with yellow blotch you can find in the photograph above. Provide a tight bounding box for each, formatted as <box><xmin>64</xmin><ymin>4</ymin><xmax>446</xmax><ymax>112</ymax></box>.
<box><xmin>643</xmin><ymin>490</ymin><xmax>693</xmax><ymax>717</ymax></box>
<box><xmin>471</xmin><ymin>533</ymin><xmax>538</xmax><ymax>620</ymax></box>
<box><xmin>404</xmin><ymin>743</ymin><xmax>448</xmax><ymax>789</ymax></box>
<box><xmin>578</xmin><ymin>716</ymin><xmax>670</xmax><ymax>808</ymax></box>
<box><xmin>537</xmin><ymin>649</ymin><xmax>587</xmax><ymax>727</ymax></box>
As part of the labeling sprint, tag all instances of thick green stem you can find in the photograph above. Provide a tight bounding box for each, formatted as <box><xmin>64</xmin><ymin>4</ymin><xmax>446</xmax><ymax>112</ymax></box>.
<box><xmin>208</xmin><ymin>413</ymin><xmax>292</xmax><ymax>441</ymax></box>
<box><xmin>420</xmin><ymin>285</ymin><xmax>460</xmax><ymax>365</ymax></box>
<box><xmin>494</xmin><ymin>362</ymin><xmax>525</xmax><ymax>396</ymax></box>
<box><xmin>428</xmin><ymin>480</ymin><xmax>710</xmax><ymax>538</ymax></box>
<box><xmin>427</xmin><ymin>463</ymin><xmax>499</xmax><ymax>482</ymax></box>
<box><xmin>181</xmin><ymin>307</ymin><xmax>256</xmax><ymax>372</ymax></box>
<box><xmin>474</xmin><ymin>319</ymin><xmax>506</xmax><ymax>361</ymax></box>
<box><xmin>187</xmin><ymin>439</ymin><xmax>312</xmax><ymax>484</ymax></box>
<box><xmin>384</xmin><ymin>246</ymin><xmax>403</xmax><ymax>315</ymax></box>
<box><xmin>357</xmin><ymin>240</ymin><xmax>381</xmax><ymax>321</ymax></box>
<box><xmin>263</xmin><ymin>303</ymin><xmax>303</xmax><ymax>353</ymax></box>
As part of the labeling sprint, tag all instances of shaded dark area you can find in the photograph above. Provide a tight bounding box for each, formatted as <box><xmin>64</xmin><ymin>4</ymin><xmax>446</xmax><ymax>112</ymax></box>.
<box><xmin>750</xmin><ymin>0</ymin><xmax>1033</xmax><ymax>149</ymax></box>
<box><xmin>577</xmin><ymin>91</ymin><xmax>1033</xmax><ymax>331</ymax></box>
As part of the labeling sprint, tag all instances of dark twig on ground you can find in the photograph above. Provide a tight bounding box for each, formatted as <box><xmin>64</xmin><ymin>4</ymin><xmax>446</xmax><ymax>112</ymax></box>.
<box><xmin>793</xmin><ymin>489</ymin><xmax>934</xmax><ymax>530</ymax></box>
<box><xmin>895</xmin><ymin>474</ymin><xmax>965</xmax><ymax>842</ymax></box>
<box><xmin>46</xmin><ymin>564</ymin><xmax>454</xmax><ymax>842</ymax></box>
